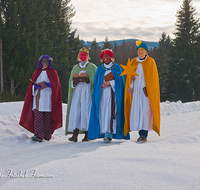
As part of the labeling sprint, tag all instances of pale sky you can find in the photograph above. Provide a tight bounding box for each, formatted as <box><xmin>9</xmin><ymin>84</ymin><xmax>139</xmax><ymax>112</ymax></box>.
<box><xmin>70</xmin><ymin>0</ymin><xmax>200</xmax><ymax>42</ymax></box>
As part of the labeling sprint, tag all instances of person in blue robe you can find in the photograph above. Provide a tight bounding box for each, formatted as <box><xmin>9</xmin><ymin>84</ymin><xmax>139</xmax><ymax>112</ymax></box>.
<box><xmin>88</xmin><ymin>49</ymin><xmax>130</xmax><ymax>143</ymax></box>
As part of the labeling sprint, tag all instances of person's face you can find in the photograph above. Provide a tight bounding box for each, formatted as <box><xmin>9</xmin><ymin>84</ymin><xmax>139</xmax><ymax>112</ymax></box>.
<box><xmin>102</xmin><ymin>54</ymin><xmax>111</xmax><ymax>64</ymax></box>
<box><xmin>137</xmin><ymin>48</ymin><xmax>146</xmax><ymax>59</ymax></box>
<box><xmin>79</xmin><ymin>52</ymin><xmax>88</xmax><ymax>62</ymax></box>
<box><xmin>41</xmin><ymin>59</ymin><xmax>49</xmax><ymax>68</ymax></box>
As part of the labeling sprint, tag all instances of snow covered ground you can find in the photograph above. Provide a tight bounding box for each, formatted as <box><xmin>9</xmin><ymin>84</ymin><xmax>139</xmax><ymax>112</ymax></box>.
<box><xmin>0</xmin><ymin>101</ymin><xmax>200</xmax><ymax>190</ymax></box>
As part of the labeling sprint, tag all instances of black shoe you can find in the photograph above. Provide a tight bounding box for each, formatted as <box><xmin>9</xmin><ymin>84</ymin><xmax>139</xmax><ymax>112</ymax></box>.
<box><xmin>68</xmin><ymin>137</ymin><xmax>77</xmax><ymax>142</ymax></box>
<box><xmin>68</xmin><ymin>128</ymin><xmax>79</xmax><ymax>142</ymax></box>
<box><xmin>31</xmin><ymin>136</ymin><xmax>43</xmax><ymax>142</ymax></box>
<box><xmin>136</xmin><ymin>136</ymin><xmax>147</xmax><ymax>143</ymax></box>
<box><xmin>103</xmin><ymin>137</ymin><xmax>112</xmax><ymax>143</ymax></box>
<box><xmin>82</xmin><ymin>131</ymin><xmax>89</xmax><ymax>142</ymax></box>
<box><xmin>44</xmin><ymin>138</ymin><xmax>50</xmax><ymax>141</ymax></box>
<box><xmin>82</xmin><ymin>138</ymin><xmax>90</xmax><ymax>142</ymax></box>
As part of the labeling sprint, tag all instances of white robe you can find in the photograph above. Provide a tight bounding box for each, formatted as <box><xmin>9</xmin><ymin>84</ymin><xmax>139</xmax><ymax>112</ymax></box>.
<box><xmin>68</xmin><ymin>61</ymin><xmax>92</xmax><ymax>132</ymax></box>
<box><xmin>99</xmin><ymin>62</ymin><xmax>117</xmax><ymax>134</ymax></box>
<box><xmin>130</xmin><ymin>57</ymin><xmax>153</xmax><ymax>131</ymax></box>
<box><xmin>32</xmin><ymin>70</ymin><xmax>52</xmax><ymax>112</ymax></box>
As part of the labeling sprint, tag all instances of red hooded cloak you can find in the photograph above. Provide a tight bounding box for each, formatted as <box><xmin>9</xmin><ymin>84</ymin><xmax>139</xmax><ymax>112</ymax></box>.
<box><xmin>19</xmin><ymin>67</ymin><xmax>62</xmax><ymax>134</ymax></box>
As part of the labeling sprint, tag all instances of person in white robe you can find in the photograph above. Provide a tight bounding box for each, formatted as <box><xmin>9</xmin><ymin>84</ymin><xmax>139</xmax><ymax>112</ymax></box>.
<box><xmin>129</xmin><ymin>42</ymin><xmax>153</xmax><ymax>143</ymax></box>
<box><xmin>87</xmin><ymin>49</ymin><xmax>130</xmax><ymax>142</ymax></box>
<box><xmin>99</xmin><ymin>61</ymin><xmax>117</xmax><ymax>142</ymax></box>
<box><xmin>66</xmin><ymin>48</ymin><xmax>97</xmax><ymax>142</ymax></box>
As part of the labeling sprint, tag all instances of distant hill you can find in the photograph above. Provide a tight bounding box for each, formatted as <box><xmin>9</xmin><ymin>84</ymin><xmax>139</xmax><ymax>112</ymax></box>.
<box><xmin>83</xmin><ymin>39</ymin><xmax>159</xmax><ymax>49</ymax></box>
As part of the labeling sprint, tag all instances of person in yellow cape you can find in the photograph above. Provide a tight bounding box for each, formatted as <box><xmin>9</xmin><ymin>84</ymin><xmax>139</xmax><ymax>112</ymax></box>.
<box><xmin>122</xmin><ymin>40</ymin><xmax>160</xmax><ymax>143</ymax></box>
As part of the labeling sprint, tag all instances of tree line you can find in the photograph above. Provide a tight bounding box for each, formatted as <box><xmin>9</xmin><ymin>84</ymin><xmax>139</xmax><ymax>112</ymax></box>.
<box><xmin>0</xmin><ymin>0</ymin><xmax>83</xmax><ymax>102</ymax></box>
<box><xmin>87</xmin><ymin>0</ymin><xmax>200</xmax><ymax>103</ymax></box>
<box><xmin>0</xmin><ymin>0</ymin><xmax>200</xmax><ymax>103</ymax></box>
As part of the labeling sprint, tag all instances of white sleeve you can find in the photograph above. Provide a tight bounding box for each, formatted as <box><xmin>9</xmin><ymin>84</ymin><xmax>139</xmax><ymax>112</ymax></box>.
<box><xmin>130</xmin><ymin>78</ymin><xmax>134</xmax><ymax>89</ymax></box>
<box><xmin>71</xmin><ymin>81</ymin><xmax>76</xmax><ymax>88</ymax></box>
<box><xmin>32</xmin><ymin>85</ymin><xmax>35</xmax><ymax>96</ymax></box>
<box><xmin>32</xmin><ymin>85</ymin><xmax>38</xmax><ymax>96</ymax></box>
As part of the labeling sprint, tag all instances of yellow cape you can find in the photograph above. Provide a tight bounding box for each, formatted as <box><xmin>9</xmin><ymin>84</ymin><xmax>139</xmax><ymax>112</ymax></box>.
<box><xmin>123</xmin><ymin>56</ymin><xmax>161</xmax><ymax>136</ymax></box>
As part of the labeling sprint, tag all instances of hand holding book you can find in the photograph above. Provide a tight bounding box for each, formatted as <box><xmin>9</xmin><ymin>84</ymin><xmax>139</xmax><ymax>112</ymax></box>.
<box><xmin>79</xmin><ymin>73</ymin><xmax>90</xmax><ymax>84</ymax></box>
<box><xmin>73</xmin><ymin>73</ymin><xmax>90</xmax><ymax>86</ymax></box>
<box><xmin>103</xmin><ymin>72</ymin><xmax>114</xmax><ymax>81</ymax></box>
<box><xmin>37</xmin><ymin>81</ymin><xmax>48</xmax><ymax>89</ymax></box>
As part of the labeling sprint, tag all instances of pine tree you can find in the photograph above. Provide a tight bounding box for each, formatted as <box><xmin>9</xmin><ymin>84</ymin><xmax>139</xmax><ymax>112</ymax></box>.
<box><xmin>67</xmin><ymin>30</ymin><xmax>83</xmax><ymax>66</ymax></box>
<box><xmin>89</xmin><ymin>38</ymin><xmax>101</xmax><ymax>66</ymax></box>
<box><xmin>112</xmin><ymin>42</ymin><xmax>118</xmax><ymax>58</ymax></box>
<box><xmin>116</xmin><ymin>40</ymin><xmax>137</xmax><ymax>65</ymax></box>
<box><xmin>193</xmin><ymin>35</ymin><xmax>200</xmax><ymax>98</ymax></box>
<box><xmin>41</xmin><ymin>0</ymin><xmax>76</xmax><ymax>102</ymax></box>
<box><xmin>2</xmin><ymin>0</ymin><xmax>24</xmax><ymax>94</ymax></box>
<box><xmin>1</xmin><ymin>0</ymin><xmax>78</xmax><ymax>102</ymax></box>
<box><xmin>166</xmin><ymin>0</ymin><xmax>200</xmax><ymax>102</ymax></box>
<box><xmin>1</xmin><ymin>0</ymin><xmax>46</xmax><ymax>95</ymax></box>
<box><xmin>0</xmin><ymin>4</ymin><xmax>3</xmax><ymax>92</ymax></box>
<box><xmin>102</xmin><ymin>36</ymin><xmax>112</xmax><ymax>50</ymax></box>
<box><xmin>154</xmin><ymin>33</ymin><xmax>171</xmax><ymax>101</ymax></box>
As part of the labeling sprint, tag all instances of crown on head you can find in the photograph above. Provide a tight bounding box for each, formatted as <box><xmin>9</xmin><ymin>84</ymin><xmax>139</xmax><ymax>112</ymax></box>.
<box><xmin>79</xmin><ymin>48</ymin><xmax>89</xmax><ymax>54</ymax></box>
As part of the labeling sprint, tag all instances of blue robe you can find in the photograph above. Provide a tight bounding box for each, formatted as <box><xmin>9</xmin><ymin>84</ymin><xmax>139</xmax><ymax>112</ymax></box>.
<box><xmin>87</xmin><ymin>62</ymin><xmax>130</xmax><ymax>140</ymax></box>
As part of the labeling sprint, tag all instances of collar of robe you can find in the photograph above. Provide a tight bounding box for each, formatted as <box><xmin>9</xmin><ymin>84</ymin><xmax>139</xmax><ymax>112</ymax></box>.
<box><xmin>139</xmin><ymin>55</ymin><xmax>147</xmax><ymax>60</ymax></box>
<box><xmin>101</xmin><ymin>62</ymin><xmax>117</xmax><ymax>71</ymax></box>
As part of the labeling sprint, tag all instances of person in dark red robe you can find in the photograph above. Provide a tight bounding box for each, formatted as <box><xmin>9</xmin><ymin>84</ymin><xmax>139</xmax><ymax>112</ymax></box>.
<box><xmin>19</xmin><ymin>55</ymin><xmax>62</xmax><ymax>142</ymax></box>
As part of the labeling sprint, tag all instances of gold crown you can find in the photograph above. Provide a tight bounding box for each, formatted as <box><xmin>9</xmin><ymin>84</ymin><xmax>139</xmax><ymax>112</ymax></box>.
<box><xmin>136</xmin><ymin>40</ymin><xmax>142</xmax><ymax>46</ymax></box>
<box><xmin>79</xmin><ymin>47</ymin><xmax>89</xmax><ymax>54</ymax></box>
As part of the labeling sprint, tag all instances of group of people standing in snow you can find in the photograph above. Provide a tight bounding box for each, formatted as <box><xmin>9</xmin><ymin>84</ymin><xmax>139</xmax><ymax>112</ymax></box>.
<box><xmin>19</xmin><ymin>40</ymin><xmax>160</xmax><ymax>144</ymax></box>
